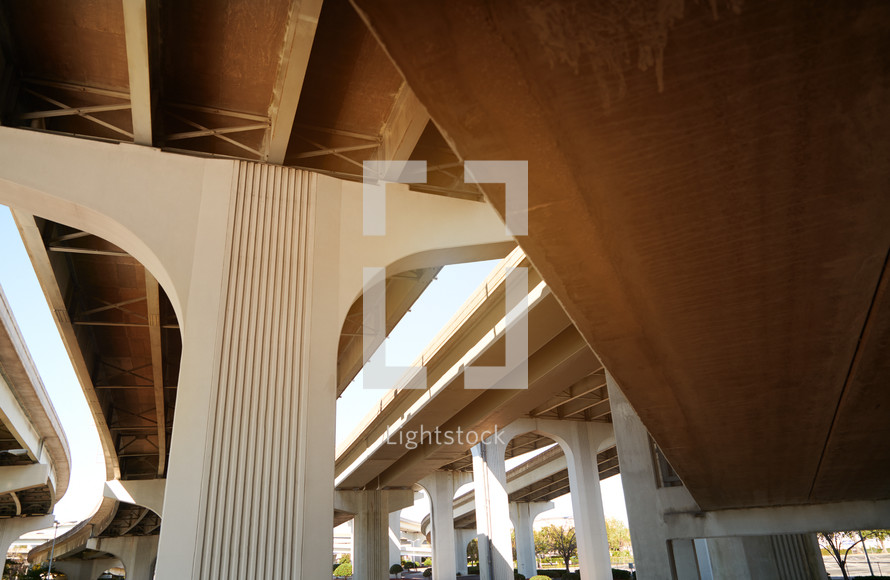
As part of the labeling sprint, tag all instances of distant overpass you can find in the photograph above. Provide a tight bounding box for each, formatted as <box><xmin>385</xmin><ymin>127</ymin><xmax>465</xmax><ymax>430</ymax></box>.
<box><xmin>0</xmin><ymin>287</ymin><xmax>70</xmax><ymax>555</ymax></box>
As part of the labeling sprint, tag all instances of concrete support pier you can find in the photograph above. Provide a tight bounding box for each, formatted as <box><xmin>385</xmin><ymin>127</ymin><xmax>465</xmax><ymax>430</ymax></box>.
<box><xmin>0</xmin><ymin>515</ymin><xmax>53</xmax><ymax>562</ymax></box>
<box><xmin>455</xmin><ymin>528</ymin><xmax>476</xmax><ymax>575</ymax></box>
<box><xmin>608</xmin><ymin>371</ymin><xmax>698</xmax><ymax>580</ymax></box>
<box><xmin>552</xmin><ymin>422</ymin><xmax>613</xmax><ymax>580</ymax></box>
<box><xmin>608</xmin><ymin>371</ymin><xmax>828</xmax><ymax>580</ymax></box>
<box><xmin>337</xmin><ymin>490</ymin><xmax>415</xmax><ymax>580</ymax></box>
<box><xmin>472</xmin><ymin>439</ymin><xmax>514</xmax><ymax>580</ymax></box>
<box><xmin>90</xmin><ymin>535</ymin><xmax>160</xmax><ymax>580</ymax></box>
<box><xmin>390</xmin><ymin>510</ymin><xmax>403</xmax><ymax>568</ymax></box>
<box><xmin>510</xmin><ymin>502</ymin><xmax>552</xmax><ymax>578</ymax></box>
<box><xmin>422</xmin><ymin>471</ymin><xmax>462</xmax><ymax>580</ymax></box>
<box><xmin>53</xmin><ymin>558</ymin><xmax>123</xmax><ymax>580</ymax></box>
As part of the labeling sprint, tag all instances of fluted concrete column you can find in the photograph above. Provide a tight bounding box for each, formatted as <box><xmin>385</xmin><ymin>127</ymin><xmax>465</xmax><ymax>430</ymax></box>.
<box><xmin>472</xmin><ymin>439</ymin><xmax>513</xmax><ymax>580</ymax></box>
<box><xmin>390</xmin><ymin>510</ymin><xmax>403</xmax><ymax>568</ymax></box>
<box><xmin>455</xmin><ymin>528</ymin><xmax>476</xmax><ymax>575</ymax></box>
<box><xmin>707</xmin><ymin>533</ymin><xmax>826</xmax><ymax>580</ymax></box>
<box><xmin>422</xmin><ymin>471</ymin><xmax>460</xmax><ymax>580</ymax></box>
<box><xmin>157</xmin><ymin>165</ymin><xmax>342</xmax><ymax>580</ymax></box>
<box><xmin>90</xmin><ymin>535</ymin><xmax>159</xmax><ymax>580</ymax></box>
<box><xmin>510</xmin><ymin>502</ymin><xmax>552</xmax><ymax>578</ymax></box>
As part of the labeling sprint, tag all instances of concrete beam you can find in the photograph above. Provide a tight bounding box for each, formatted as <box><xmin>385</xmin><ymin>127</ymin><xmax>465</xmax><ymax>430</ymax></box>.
<box><xmin>335</xmin><ymin>489</ymin><xmax>415</xmax><ymax>515</ymax></box>
<box><xmin>664</xmin><ymin>499</ymin><xmax>890</xmax><ymax>540</ymax></box>
<box><xmin>0</xmin><ymin>463</ymin><xmax>50</xmax><ymax>494</ymax></box>
<box><xmin>14</xmin><ymin>211</ymin><xmax>121</xmax><ymax>481</ymax></box>
<box><xmin>103</xmin><ymin>478</ymin><xmax>166</xmax><ymax>517</ymax></box>
<box><xmin>122</xmin><ymin>0</ymin><xmax>153</xmax><ymax>145</ymax></box>
<box><xmin>264</xmin><ymin>0</ymin><xmax>323</xmax><ymax>163</ymax></box>
<box><xmin>144</xmin><ymin>271</ymin><xmax>166</xmax><ymax>476</ymax></box>
<box><xmin>379</xmin><ymin>83</ymin><xmax>429</xmax><ymax>164</ymax></box>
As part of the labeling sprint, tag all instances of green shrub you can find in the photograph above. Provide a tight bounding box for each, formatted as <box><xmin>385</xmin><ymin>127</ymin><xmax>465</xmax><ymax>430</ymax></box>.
<box><xmin>391</xmin><ymin>564</ymin><xmax>404</xmax><ymax>574</ymax></box>
<box><xmin>561</xmin><ymin>572</ymin><xmax>579</xmax><ymax>580</ymax></box>
<box><xmin>333</xmin><ymin>563</ymin><xmax>353</xmax><ymax>577</ymax></box>
<box><xmin>423</xmin><ymin>558</ymin><xmax>433</xmax><ymax>567</ymax></box>
<box><xmin>467</xmin><ymin>566</ymin><xmax>480</xmax><ymax>575</ymax></box>
<box><xmin>423</xmin><ymin>568</ymin><xmax>433</xmax><ymax>577</ymax></box>
<box><xmin>339</xmin><ymin>554</ymin><xmax>352</xmax><ymax>564</ymax></box>
<box><xmin>535</xmin><ymin>571</ymin><xmax>562</xmax><ymax>579</ymax></box>
<box><xmin>611</xmin><ymin>570</ymin><xmax>633</xmax><ymax>580</ymax></box>
<box><xmin>530</xmin><ymin>575</ymin><xmax>552</xmax><ymax>580</ymax></box>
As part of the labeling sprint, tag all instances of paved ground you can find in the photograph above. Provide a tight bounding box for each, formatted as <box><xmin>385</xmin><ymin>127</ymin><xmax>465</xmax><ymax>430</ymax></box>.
<box><xmin>824</xmin><ymin>553</ymin><xmax>890</xmax><ymax>578</ymax></box>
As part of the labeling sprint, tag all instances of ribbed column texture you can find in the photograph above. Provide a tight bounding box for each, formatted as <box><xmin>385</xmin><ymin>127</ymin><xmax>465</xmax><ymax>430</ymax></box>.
<box><xmin>196</xmin><ymin>162</ymin><xmax>317</xmax><ymax>579</ymax></box>
<box><xmin>770</xmin><ymin>534</ymin><xmax>825</xmax><ymax>580</ymax></box>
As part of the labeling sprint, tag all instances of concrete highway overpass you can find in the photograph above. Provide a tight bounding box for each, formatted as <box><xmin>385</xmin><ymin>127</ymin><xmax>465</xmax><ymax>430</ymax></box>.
<box><xmin>0</xmin><ymin>287</ymin><xmax>70</xmax><ymax>556</ymax></box>
<box><xmin>0</xmin><ymin>1</ymin><xmax>886</xmax><ymax>579</ymax></box>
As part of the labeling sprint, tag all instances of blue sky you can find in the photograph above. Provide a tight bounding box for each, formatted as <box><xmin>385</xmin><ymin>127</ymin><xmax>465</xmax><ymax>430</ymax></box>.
<box><xmin>0</xmin><ymin>204</ymin><xmax>627</xmax><ymax>534</ymax></box>
<box><xmin>0</xmin><ymin>206</ymin><xmax>105</xmax><ymax>523</ymax></box>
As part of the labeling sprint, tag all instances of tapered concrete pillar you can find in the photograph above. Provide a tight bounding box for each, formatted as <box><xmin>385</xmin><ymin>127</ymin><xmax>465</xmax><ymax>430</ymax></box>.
<box><xmin>455</xmin><ymin>528</ymin><xmax>476</xmax><ymax>575</ymax></box>
<box><xmin>390</xmin><ymin>510</ymin><xmax>403</xmax><ymax>568</ymax></box>
<box><xmin>509</xmin><ymin>502</ymin><xmax>552</xmax><ymax>579</ymax></box>
<box><xmin>355</xmin><ymin>492</ymin><xmax>392</xmax><ymax>580</ymax></box>
<box><xmin>422</xmin><ymin>471</ymin><xmax>460</xmax><ymax>580</ymax></box>
<box><xmin>472</xmin><ymin>440</ymin><xmax>513</xmax><ymax>580</ymax></box>
<box><xmin>90</xmin><ymin>535</ymin><xmax>159</xmax><ymax>580</ymax></box>
<box><xmin>607</xmin><ymin>373</ymin><xmax>679</xmax><ymax>580</ymax></box>
<box><xmin>333</xmin><ymin>490</ymin><xmax>414</xmax><ymax>580</ymax></box>
<box><xmin>707</xmin><ymin>534</ymin><xmax>826</xmax><ymax>580</ymax></box>
<box><xmin>547</xmin><ymin>421</ymin><xmax>613</xmax><ymax>580</ymax></box>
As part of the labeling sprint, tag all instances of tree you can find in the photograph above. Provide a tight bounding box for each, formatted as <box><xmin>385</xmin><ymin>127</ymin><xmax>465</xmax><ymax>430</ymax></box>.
<box><xmin>533</xmin><ymin>529</ymin><xmax>549</xmax><ymax>562</ymax></box>
<box><xmin>605</xmin><ymin>518</ymin><xmax>632</xmax><ymax>558</ymax></box>
<box><xmin>864</xmin><ymin>529</ymin><xmax>890</xmax><ymax>553</ymax></box>
<box><xmin>467</xmin><ymin>538</ymin><xmax>479</xmax><ymax>564</ymax></box>
<box><xmin>540</xmin><ymin>524</ymin><xmax>577</xmax><ymax>572</ymax></box>
<box><xmin>819</xmin><ymin>530</ymin><xmax>886</xmax><ymax>580</ymax></box>
<box><xmin>333</xmin><ymin>562</ymin><xmax>353</xmax><ymax>578</ymax></box>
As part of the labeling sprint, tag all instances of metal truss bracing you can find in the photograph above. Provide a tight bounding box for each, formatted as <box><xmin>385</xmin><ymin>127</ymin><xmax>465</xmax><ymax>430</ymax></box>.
<box><xmin>13</xmin><ymin>214</ymin><xmax>181</xmax><ymax>541</ymax></box>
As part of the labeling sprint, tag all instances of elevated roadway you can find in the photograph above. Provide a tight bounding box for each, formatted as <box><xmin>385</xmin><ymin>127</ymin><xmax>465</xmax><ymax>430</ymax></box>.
<box><xmin>0</xmin><ymin>286</ymin><xmax>71</xmax><ymax>554</ymax></box>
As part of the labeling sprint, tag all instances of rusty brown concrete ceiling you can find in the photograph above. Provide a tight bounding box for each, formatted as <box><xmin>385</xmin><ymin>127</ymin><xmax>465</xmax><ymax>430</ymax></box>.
<box><xmin>0</xmin><ymin>0</ymin><xmax>480</xmax><ymax>197</ymax></box>
<box><xmin>1</xmin><ymin>0</ymin><xmax>887</xmax><ymax>514</ymax></box>
<box><xmin>16</xmin><ymin>215</ymin><xmax>180</xmax><ymax>484</ymax></box>
<box><xmin>350</xmin><ymin>0</ymin><xmax>890</xmax><ymax>510</ymax></box>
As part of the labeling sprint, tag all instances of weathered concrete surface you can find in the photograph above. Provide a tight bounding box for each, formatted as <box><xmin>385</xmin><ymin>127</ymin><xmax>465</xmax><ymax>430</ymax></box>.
<box><xmin>351</xmin><ymin>0</ymin><xmax>890</xmax><ymax>510</ymax></box>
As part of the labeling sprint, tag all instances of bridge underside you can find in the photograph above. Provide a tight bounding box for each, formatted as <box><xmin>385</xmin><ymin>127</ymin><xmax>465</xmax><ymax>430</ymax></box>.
<box><xmin>351</xmin><ymin>0</ymin><xmax>890</xmax><ymax>511</ymax></box>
